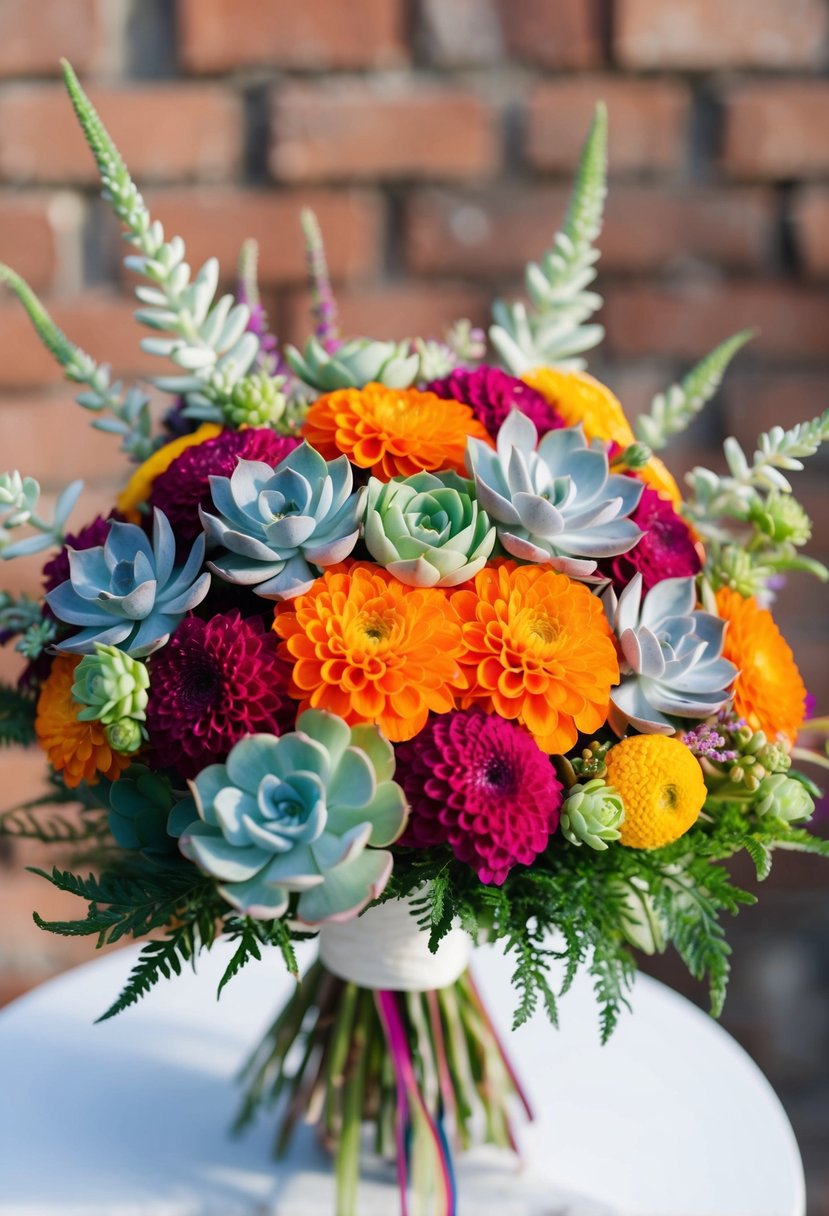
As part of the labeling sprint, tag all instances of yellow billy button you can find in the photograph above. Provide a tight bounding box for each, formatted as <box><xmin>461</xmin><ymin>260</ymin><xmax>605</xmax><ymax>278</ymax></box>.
<box><xmin>605</xmin><ymin>734</ymin><xmax>707</xmax><ymax>850</ymax></box>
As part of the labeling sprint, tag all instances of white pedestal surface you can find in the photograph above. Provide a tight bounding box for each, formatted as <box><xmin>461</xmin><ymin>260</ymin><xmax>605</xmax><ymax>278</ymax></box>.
<box><xmin>0</xmin><ymin>938</ymin><xmax>805</xmax><ymax>1216</ymax></box>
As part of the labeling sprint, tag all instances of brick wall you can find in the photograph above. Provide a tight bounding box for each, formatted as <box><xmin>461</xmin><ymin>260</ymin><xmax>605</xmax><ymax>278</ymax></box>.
<box><xmin>0</xmin><ymin>0</ymin><xmax>827</xmax><ymax>1207</ymax></box>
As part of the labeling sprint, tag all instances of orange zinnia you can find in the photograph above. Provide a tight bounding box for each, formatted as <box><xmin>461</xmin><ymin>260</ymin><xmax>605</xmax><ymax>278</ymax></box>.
<box><xmin>302</xmin><ymin>383</ymin><xmax>492</xmax><ymax>481</ymax></box>
<box><xmin>273</xmin><ymin>564</ymin><xmax>466</xmax><ymax>742</ymax></box>
<box><xmin>35</xmin><ymin>655</ymin><xmax>131</xmax><ymax>788</ymax></box>
<box><xmin>451</xmin><ymin>562</ymin><xmax>619</xmax><ymax>755</ymax></box>
<box><xmin>716</xmin><ymin>588</ymin><xmax>806</xmax><ymax>745</ymax></box>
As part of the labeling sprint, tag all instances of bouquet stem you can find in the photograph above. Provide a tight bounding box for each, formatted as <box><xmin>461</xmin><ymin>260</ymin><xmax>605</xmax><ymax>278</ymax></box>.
<box><xmin>236</xmin><ymin>960</ymin><xmax>531</xmax><ymax>1216</ymax></box>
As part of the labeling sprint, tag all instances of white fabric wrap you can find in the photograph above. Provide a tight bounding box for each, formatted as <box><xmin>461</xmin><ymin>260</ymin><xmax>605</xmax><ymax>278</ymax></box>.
<box><xmin>317</xmin><ymin>898</ymin><xmax>472</xmax><ymax>991</ymax></box>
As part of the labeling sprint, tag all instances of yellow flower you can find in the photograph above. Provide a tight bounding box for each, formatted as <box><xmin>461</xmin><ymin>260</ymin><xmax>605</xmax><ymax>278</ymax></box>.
<box><xmin>116</xmin><ymin>423</ymin><xmax>222</xmax><ymax>521</ymax></box>
<box><xmin>605</xmin><ymin>734</ymin><xmax>706</xmax><ymax>850</ymax></box>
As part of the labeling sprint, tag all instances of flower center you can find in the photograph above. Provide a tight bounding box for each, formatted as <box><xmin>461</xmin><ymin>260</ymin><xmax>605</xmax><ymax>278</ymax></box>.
<box><xmin>357</xmin><ymin>611</ymin><xmax>392</xmax><ymax>643</ymax></box>
<box><xmin>477</xmin><ymin>752</ymin><xmax>518</xmax><ymax>796</ymax></box>
<box><xmin>659</xmin><ymin>783</ymin><xmax>679</xmax><ymax>811</ymax></box>
<box><xmin>528</xmin><ymin>614</ymin><xmax>560</xmax><ymax>644</ymax></box>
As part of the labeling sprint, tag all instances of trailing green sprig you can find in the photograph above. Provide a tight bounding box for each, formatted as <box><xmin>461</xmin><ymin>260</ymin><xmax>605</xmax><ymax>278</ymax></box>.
<box><xmin>490</xmin><ymin>103</ymin><xmax>607</xmax><ymax>373</ymax></box>
<box><xmin>60</xmin><ymin>60</ymin><xmax>272</xmax><ymax>420</ymax></box>
<box><xmin>635</xmin><ymin>330</ymin><xmax>754</xmax><ymax>451</ymax></box>
<box><xmin>0</xmin><ymin>264</ymin><xmax>154</xmax><ymax>459</ymax></box>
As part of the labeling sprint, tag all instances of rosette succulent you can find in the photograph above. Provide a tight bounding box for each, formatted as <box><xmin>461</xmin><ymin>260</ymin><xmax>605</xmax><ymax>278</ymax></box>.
<box><xmin>603</xmin><ymin>573</ymin><xmax>737</xmax><ymax>735</ymax></box>
<box><xmin>45</xmin><ymin>510</ymin><xmax>210</xmax><ymax>657</ymax></box>
<box><xmin>466</xmin><ymin>411</ymin><xmax>643</xmax><ymax>578</ymax></box>
<box><xmin>754</xmin><ymin>774</ymin><xmax>814</xmax><ymax>823</ymax></box>
<box><xmin>71</xmin><ymin>644</ymin><xmax>149</xmax><ymax>725</ymax></box>
<box><xmin>285</xmin><ymin>336</ymin><xmax>420</xmax><ymax>391</ymax></box>
<box><xmin>363</xmin><ymin>471</ymin><xmax>496</xmax><ymax>588</ymax></box>
<box><xmin>179</xmin><ymin>709</ymin><xmax>408</xmax><ymax>923</ymax></box>
<box><xmin>200</xmin><ymin>444</ymin><xmax>363</xmax><ymax>600</ymax></box>
<box><xmin>560</xmin><ymin>779</ymin><xmax>625</xmax><ymax>850</ymax></box>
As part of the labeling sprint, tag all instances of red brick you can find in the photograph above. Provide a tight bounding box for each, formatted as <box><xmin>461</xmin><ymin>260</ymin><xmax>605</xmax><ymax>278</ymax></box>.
<box><xmin>270</xmin><ymin>82</ymin><xmax>499</xmax><ymax>183</ymax></box>
<box><xmin>616</xmin><ymin>0</ymin><xmax>829</xmax><ymax>69</ymax></box>
<box><xmin>178</xmin><ymin>0</ymin><xmax>405</xmax><ymax>72</ymax></box>
<box><xmin>0</xmin><ymin>192</ymin><xmax>84</xmax><ymax>292</ymax></box>
<box><xmin>280</xmin><ymin>282</ymin><xmax>489</xmax><ymax>348</ymax></box>
<box><xmin>0</xmin><ymin>294</ymin><xmax>158</xmax><ymax>389</ymax></box>
<box><xmin>0</xmin><ymin>0</ymin><xmax>101</xmax><ymax>77</ymax></box>
<box><xmin>725</xmin><ymin>371</ymin><xmax>829</xmax><ymax>463</ymax></box>
<box><xmin>416</xmin><ymin>0</ymin><xmax>504</xmax><ymax>67</ymax></box>
<box><xmin>496</xmin><ymin>0</ymin><xmax>602</xmax><ymax>68</ymax></box>
<box><xmin>602</xmin><ymin>281</ymin><xmax>829</xmax><ymax>361</ymax></box>
<box><xmin>793</xmin><ymin>187</ymin><xmax>829</xmax><ymax>278</ymax></box>
<box><xmin>0</xmin><ymin>390</ymin><xmax>122</xmax><ymax>490</ymax></box>
<box><xmin>142</xmin><ymin>189</ymin><xmax>383</xmax><ymax>287</ymax></box>
<box><xmin>526</xmin><ymin>78</ymin><xmax>690</xmax><ymax>176</ymax></box>
<box><xmin>0</xmin><ymin>85</ymin><xmax>241</xmax><ymax>185</ymax></box>
<box><xmin>405</xmin><ymin>185</ymin><xmax>774</xmax><ymax>276</ymax></box>
<box><xmin>722</xmin><ymin>84</ymin><xmax>829</xmax><ymax>180</ymax></box>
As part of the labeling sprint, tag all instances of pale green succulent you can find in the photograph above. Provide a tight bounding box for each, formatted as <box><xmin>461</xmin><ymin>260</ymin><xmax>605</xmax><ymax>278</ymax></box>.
<box><xmin>179</xmin><ymin>709</ymin><xmax>408</xmax><ymax>925</ymax></box>
<box><xmin>71</xmin><ymin>644</ymin><xmax>149</xmax><ymax>725</ymax></box>
<box><xmin>285</xmin><ymin>336</ymin><xmax>420</xmax><ymax>392</ymax></box>
<box><xmin>747</xmin><ymin>491</ymin><xmax>811</xmax><ymax>546</ymax></box>
<box><xmin>224</xmin><ymin>372</ymin><xmax>287</xmax><ymax>429</ymax></box>
<box><xmin>201</xmin><ymin>443</ymin><xmax>363</xmax><ymax>600</ymax></box>
<box><xmin>363</xmin><ymin>471</ymin><xmax>496</xmax><ymax>588</ymax></box>
<box><xmin>560</xmin><ymin>779</ymin><xmax>625</xmax><ymax>851</ymax></box>
<box><xmin>466</xmin><ymin>412</ymin><xmax>642</xmax><ymax>578</ymax></box>
<box><xmin>707</xmin><ymin>544</ymin><xmax>774</xmax><ymax>599</ymax></box>
<box><xmin>106</xmin><ymin>718</ymin><xmax>145</xmax><ymax>755</ymax></box>
<box><xmin>604</xmin><ymin>573</ymin><xmax>737</xmax><ymax>735</ymax></box>
<box><xmin>754</xmin><ymin>774</ymin><xmax>814</xmax><ymax>824</ymax></box>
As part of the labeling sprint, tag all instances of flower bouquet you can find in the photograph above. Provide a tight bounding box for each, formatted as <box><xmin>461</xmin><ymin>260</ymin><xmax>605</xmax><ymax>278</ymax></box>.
<box><xmin>2</xmin><ymin>62</ymin><xmax>829</xmax><ymax>1216</ymax></box>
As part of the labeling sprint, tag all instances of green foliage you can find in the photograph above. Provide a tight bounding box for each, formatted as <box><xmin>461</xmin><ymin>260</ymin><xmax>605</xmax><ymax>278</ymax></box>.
<box><xmin>636</xmin><ymin>330</ymin><xmax>754</xmax><ymax>452</ymax></box>
<box><xmin>0</xmin><ymin>682</ymin><xmax>36</xmax><ymax>747</ymax></box>
<box><xmin>61</xmin><ymin>60</ymin><xmax>276</xmax><ymax>422</ymax></box>
<box><xmin>0</xmin><ymin>264</ymin><xmax>154</xmax><ymax>460</ymax></box>
<box><xmin>490</xmin><ymin>103</ymin><xmax>607</xmax><ymax>373</ymax></box>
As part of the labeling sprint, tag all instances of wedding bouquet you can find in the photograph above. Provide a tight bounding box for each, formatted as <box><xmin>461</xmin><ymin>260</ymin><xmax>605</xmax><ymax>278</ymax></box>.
<box><xmin>2</xmin><ymin>62</ymin><xmax>828</xmax><ymax>1216</ymax></box>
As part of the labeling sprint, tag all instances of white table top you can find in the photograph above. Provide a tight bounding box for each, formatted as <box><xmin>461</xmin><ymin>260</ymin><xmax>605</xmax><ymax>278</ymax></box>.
<box><xmin>0</xmin><ymin>938</ymin><xmax>805</xmax><ymax>1216</ymax></box>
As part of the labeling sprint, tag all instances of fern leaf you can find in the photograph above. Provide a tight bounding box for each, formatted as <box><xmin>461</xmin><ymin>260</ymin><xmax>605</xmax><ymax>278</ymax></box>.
<box><xmin>95</xmin><ymin>928</ymin><xmax>197</xmax><ymax>1022</ymax></box>
<box><xmin>636</xmin><ymin>330</ymin><xmax>754</xmax><ymax>451</ymax></box>
<box><xmin>490</xmin><ymin>103</ymin><xmax>607</xmax><ymax>373</ymax></box>
<box><xmin>217</xmin><ymin>922</ymin><xmax>262</xmax><ymax>997</ymax></box>
<box><xmin>0</xmin><ymin>682</ymin><xmax>36</xmax><ymax>748</ymax></box>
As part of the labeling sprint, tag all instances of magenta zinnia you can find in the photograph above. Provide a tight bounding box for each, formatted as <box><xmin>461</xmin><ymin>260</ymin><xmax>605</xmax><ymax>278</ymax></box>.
<box><xmin>425</xmin><ymin>365</ymin><xmax>563</xmax><ymax>441</ymax></box>
<box><xmin>148</xmin><ymin>427</ymin><xmax>299</xmax><ymax>545</ymax></box>
<box><xmin>145</xmin><ymin>611</ymin><xmax>294</xmax><ymax>780</ymax></box>
<box><xmin>599</xmin><ymin>486</ymin><xmax>701</xmax><ymax>592</ymax></box>
<box><xmin>395</xmin><ymin>709</ymin><xmax>562</xmax><ymax>885</ymax></box>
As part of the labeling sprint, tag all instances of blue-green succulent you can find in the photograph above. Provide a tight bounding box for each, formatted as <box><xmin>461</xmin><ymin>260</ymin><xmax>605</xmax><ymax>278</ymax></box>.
<box><xmin>200</xmin><ymin>443</ymin><xmax>363</xmax><ymax>600</ymax></box>
<box><xmin>363</xmin><ymin>470</ymin><xmax>496</xmax><ymax>588</ymax></box>
<box><xmin>45</xmin><ymin>510</ymin><xmax>210</xmax><ymax>657</ymax></box>
<box><xmin>466</xmin><ymin>411</ymin><xmax>643</xmax><ymax>578</ymax></box>
<box><xmin>285</xmin><ymin>336</ymin><xmax>420</xmax><ymax>392</ymax></box>
<box><xmin>179</xmin><ymin>709</ymin><xmax>408</xmax><ymax>924</ymax></box>
<box><xmin>604</xmin><ymin>573</ymin><xmax>737</xmax><ymax>735</ymax></box>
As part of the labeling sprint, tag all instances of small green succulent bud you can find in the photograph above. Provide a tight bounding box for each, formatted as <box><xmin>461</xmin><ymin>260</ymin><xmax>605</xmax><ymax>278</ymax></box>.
<box><xmin>618</xmin><ymin>442</ymin><xmax>652</xmax><ymax>471</ymax></box>
<box><xmin>754</xmin><ymin>774</ymin><xmax>814</xmax><ymax>823</ymax></box>
<box><xmin>561</xmin><ymin>778</ymin><xmax>625</xmax><ymax>850</ymax></box>
<box><xmin>0</xmin><ymin>470</ymin><xmax>39</xmax><ymax>526</ymax></box>
<box><xmin>709</xmin><ymin>545</ymin><xmax>774</xmax><ymax>599</ymax></box>
<box><xmin>224</xmin><ymin>372</ymin><xmax>287</xmax><ymax>428</ymax></box>
<box><xmin>748</xmin><ymin>492</ymin><xmax>811</xmax><ymax>546</ymax></box>
<box><xmin>571</xmin><ymin>741</ymin><xmax>610</xmax><ymax>780</ymax></box>
<box><xmin>756</xmin><ymin>741</ymin><xmax>791</xmax><ymax>774</ymax></box>
<box><xmin>72</xmin><ymin>643</ymin><xmax>150</xmax><ymax>725</ymax></box>
<box><xmin>106</xmin><ymin>718</ymin><xmax>145</xmax><ymax>755</ymax></box>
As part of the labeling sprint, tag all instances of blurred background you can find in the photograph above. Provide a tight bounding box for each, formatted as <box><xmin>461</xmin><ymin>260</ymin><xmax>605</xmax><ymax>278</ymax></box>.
<box><xmin>0</xmin><ymin>0</ymin><xmax>827</xmax><ymax>1207</ymax></box>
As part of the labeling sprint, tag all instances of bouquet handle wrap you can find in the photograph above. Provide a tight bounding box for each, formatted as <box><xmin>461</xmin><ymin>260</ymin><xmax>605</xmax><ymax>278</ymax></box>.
<box><xmin>318</xmin><ymin>898</ymin><xmax>472</xmax><ymax>991</ymax></box>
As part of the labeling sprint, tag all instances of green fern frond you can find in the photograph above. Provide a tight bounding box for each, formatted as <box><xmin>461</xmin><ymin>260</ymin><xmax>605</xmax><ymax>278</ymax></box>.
<box><xmin>490</xmin><ymin>102</ymin><xmax>607</xmax><ymax>373</ymax></box>
<box><xmin>95</xmin><ymin>927</ymin><xmax>200</xmax><ymax>1022</ymax></box>
<box><xmin>0</xmin><ymin>682</ymin><xmax>36</xmax><ymax>747</ymax></box>
<box><xmin>636</xmin><ymin>329</ymin><xmax>754</xmax><ymax>451</ymax></box>
<box><xmin>60</xmin><ymin>60</ymin><xmax>268</xmax><ymax>420</ymax></box>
